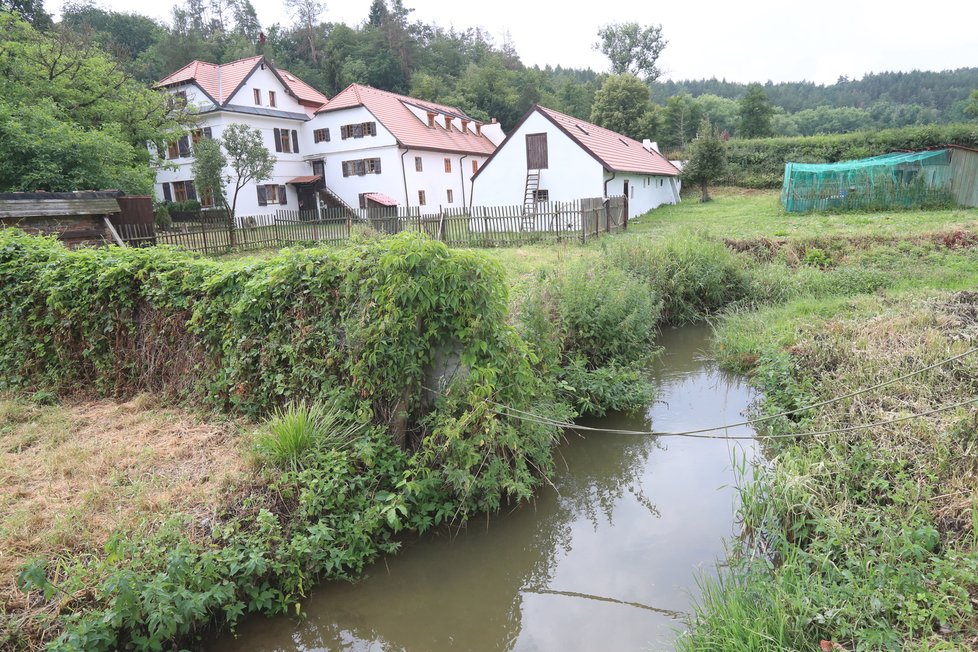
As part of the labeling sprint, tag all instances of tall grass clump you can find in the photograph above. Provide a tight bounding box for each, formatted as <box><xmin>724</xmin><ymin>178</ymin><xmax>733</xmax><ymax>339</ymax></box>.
<box><xmin>254</xmin><ymin>400</ymin><xmax>364</xmax><ymax>472</ymax></box>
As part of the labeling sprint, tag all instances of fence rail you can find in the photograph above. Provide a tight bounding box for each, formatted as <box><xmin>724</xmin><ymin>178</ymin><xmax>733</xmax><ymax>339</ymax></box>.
<box><xmin>74</xmin><ymin>196</ymin><xmax>627</xmax><ymax>256</ymax></box>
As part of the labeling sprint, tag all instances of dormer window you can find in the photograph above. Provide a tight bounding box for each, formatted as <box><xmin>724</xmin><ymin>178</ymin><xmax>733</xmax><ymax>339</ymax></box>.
<box><xmin>268</xmin><ymin>91</ymin><xmax>276</xmax><ymax>107</ymax></box>
<box><xmin>253</xmin><ymin>88</ymin><xmax>261</xmax><ymax>105</ymax></box>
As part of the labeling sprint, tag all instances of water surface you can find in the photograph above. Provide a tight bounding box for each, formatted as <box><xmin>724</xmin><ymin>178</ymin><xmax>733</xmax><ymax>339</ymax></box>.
<box><xmin>213</xmin><ymin>324</ymin><xmax>757</xmax><ymax>651</ymax></box>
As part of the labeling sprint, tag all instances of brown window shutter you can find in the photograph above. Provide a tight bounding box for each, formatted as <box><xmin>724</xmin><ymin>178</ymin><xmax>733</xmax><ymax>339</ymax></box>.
<box><xmin>374</xmin><ymin>158</ymin><xmax>381</xmax><ymax>173</ymax></box>
<box><xmin>257</xmin><ymin>185</ymin><xmax>267</xmax><ymax>206</ymax></box>
<box><xmin>291</xmin><ymin>130</ymin><xmax>299</xmax><ymax>153</ymax></box>
<box><xmin>162</xmin><ymin>183</ymin><xmax>172</xmax><ymax>202</ymax></box>
<box><xmin>325</xmin><ymin>128</ymin><xmax>330</xmax><ymax>142</ymax></box>
<box><xmin>278</xmin><ymin>185</ymin><xmax>288</xmax><ymax>205</ymax></box>
<box><xmin>274</xmin><ymin>128</ymin><xmax>282</xmax><ymax>153</ymax></box>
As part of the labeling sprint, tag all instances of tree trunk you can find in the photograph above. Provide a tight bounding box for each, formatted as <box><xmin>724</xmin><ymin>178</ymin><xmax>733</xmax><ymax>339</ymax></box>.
<box><xmin>700</xmin><ymin>180</ymin><xmax>711</xmax><ymax>203</ymax></box>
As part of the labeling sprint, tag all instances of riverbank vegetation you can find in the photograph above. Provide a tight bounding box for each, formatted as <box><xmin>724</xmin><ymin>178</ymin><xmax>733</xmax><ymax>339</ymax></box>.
<box><xmin>2</xmin><ymin>191</ymin><xmax>976</xmax><ymax>649</ymax></box>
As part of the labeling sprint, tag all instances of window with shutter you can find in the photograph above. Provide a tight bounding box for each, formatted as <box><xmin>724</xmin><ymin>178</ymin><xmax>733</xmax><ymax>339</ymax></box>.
<box><xmin>418</xmin><ymin>190</ymin><xmax>426</xmax><ymax>206</ymax></box>
<box><xmin>444</xmin><ymin>158</ymin><xmax>451</xmax><ymax>173</ymax></box>
<box><xmin>257</xmin><ymin>185</ymin><xmax>267</xmax><ymax>206</ymax></box>
<box><xmin>185</xmin><ymin>181</ymin><xmax>197</xmax><ymax>201</ymax></box>
<box><xmin>174</xmin><ymin>181</ymin><xmax>188</xmax><ymax>202</ymax></box>
<box><xmin>355</xmin><ymin>160</ymin><xmax>366</xmax><ymax>176</ymax></box>
<box><xmin>291</xmin><ymin>130</ymin><xmax>299</xmax><ymax>153</ymax></box>
<box><xmin>269</xmin><ymin>91</ymin><xmax>276</xmax><ymax>107</ymax></box>
<box><xmin>203</xmin><ymin>127</ymin><xmax>212</xmax><ymax>139</ymax></box>
<box><xmin>254</xmin><ymin>88</ymin><xmax>262</xmax><ymax>105</ymax></box>
<box><xmin>365</xmin><ymin>122</ymin><xmax>376</xmax><ymax>136</ymax></box>
<box><xmin>446</xmin><ymin>189</ymin><xmax>453</xmax><ymax>203</ymax></box>
<box><xmin>178</xmin><ymin>136</ymin><xmax>190</xmax><ymax>157</ymax></box>
<box><xmin>415</xmin><ymin>157</ymin><xmax>423</xmax><ymax>172</ymax></box>
<box><xmin>167</xmin><ymin>141</ymin><xmax>179</xmax><ymax>159</ymax></box>
<box><xmin>279</xmin><ymin>129</ymin><xmax>292</xmax><ymax>153</ymax></box>
<box><xmin>274</xmin><ymin>128</ymin><xmax>282</xmax><ymax>153</ymax></box>
<box><xmin>162</xmin><ymin>183</ymin><xmax>172</xmax><ymax>202</ymax></box>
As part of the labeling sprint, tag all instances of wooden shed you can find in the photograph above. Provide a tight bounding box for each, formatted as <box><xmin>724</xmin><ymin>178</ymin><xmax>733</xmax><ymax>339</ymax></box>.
<box><xmin>948</xmin><ymin>145</ymin><xmax>978</xmax><ymax>208</ymax></box>
<box><xmin>0</xmin><ymin>192</ymin><xmax>154</xmax><ymax>247</ymax></box>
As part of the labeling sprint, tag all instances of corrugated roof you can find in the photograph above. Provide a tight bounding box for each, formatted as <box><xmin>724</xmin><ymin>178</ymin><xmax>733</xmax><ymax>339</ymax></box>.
<box><xmin>317</xmin><ymin>84</ymin><xmax>496</xmax><ymax>156</ymax></box>
<box><xmin>156</xmin><ymin>56</ymin><xmax>328</xmax><ymax>109</ymax></box>
<box><xmin>535</xmin><ymin>106</ymin><xmax>679</xmax><ymax>176</ymax></box>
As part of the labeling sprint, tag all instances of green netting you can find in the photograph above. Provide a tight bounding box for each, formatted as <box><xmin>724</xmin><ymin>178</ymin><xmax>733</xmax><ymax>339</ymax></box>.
<box><xmin>781</xmin><ymin>149</ymin><xmax>954</xmax><ymax>212</ymax></box>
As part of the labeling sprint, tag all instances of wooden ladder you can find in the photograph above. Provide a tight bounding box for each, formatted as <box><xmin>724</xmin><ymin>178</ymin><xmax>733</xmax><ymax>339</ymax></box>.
<box><xmin>521</xmin><ymin>170</ymin><xmax>540</xmax><ymax>231</ymax></box>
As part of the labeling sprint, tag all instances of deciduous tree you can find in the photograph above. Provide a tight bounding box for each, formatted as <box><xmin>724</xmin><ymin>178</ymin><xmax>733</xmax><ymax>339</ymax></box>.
<box><xmin>966</xmin><ymin>90</ymin><xmax>978</xmax><ymax>119</ymax></box>
<box><xmin>220</xmin><ymin>123</ymin><xmax>274</xmax><ymax>219</ymax></box>
<box><xmin>595</xmin><ymin>22</ymin><xmax>667</xmax><ymax>82</ymax></box>
<box><xmin>589</xmin><ymin>73</ymin><xmax>657</xmax><ymax>141</ymax></box>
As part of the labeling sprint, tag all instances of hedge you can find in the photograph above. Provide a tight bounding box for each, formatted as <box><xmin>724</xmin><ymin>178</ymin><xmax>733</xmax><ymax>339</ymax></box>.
<box><xmin>721</xmin><ymin>123</ymin><xmax>978</xmax><ymax>188</ymax></box>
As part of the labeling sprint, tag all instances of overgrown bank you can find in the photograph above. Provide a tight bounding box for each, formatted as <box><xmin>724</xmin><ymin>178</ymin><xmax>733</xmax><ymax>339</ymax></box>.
<box><xmin>0</xmin><ymin>230</ymin><xmax>568</xmax><ymax>650</ymax></box>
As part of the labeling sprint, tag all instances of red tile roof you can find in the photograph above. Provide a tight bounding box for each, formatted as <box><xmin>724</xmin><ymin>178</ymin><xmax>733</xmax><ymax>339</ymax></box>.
<box><xmin>156</xmin><ymin>56</ymin><xmax>328</xmax><ymax>109</ymax></box>
<box><xmin>317</xmin><ymin>84</ymin><xmax>496</xmax><ymax>156</ymax></box>
<box><xmin>364</xmin><ymin>192</ymin><xmax>399</xmax><ymax>206</ymax></box>
<box><xmin>534</xmin><ymin>106</ymin><xmax>679</xmax><ymax>176</ymax></box>
<box><xmin>287</xmin><ymin>176</ymin><xmax>322</xmax><ymax>184</ymax></box>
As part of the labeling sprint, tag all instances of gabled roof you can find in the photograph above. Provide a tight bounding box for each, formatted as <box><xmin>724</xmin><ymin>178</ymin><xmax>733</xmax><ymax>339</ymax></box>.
<box><xmin>316</xmin><ymin>84</ymin><xmax>496</xmax><ymax>156</ymax></box>
<box><xmin>474</xmin><ymin>105</ymin><xmax>679</xmax><ymax>179</ymax></box>
<box><xmin>155</xmin><ymin>56</ymin><xmax>328</xmax><ymax>109</ymax></box>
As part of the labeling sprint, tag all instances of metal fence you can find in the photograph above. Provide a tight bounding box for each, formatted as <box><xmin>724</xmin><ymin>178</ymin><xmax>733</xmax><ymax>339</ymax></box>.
<box><xmin>110</xmin><ymin>196</ymin><xmax>627</xmax><ymax>255</ymax></box>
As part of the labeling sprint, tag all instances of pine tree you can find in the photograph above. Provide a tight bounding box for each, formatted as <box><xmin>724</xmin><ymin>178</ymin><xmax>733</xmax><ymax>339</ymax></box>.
<box><xmin>738</xmin><ymin>83</ymin><xmax>774</xmax><ymax>138</ymax></box>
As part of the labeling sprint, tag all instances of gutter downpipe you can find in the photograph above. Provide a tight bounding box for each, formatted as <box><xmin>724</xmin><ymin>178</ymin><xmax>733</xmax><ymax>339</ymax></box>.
<box><xmin>459</xmin><ymin>154</ymin><xmax>469</xmax><ymax>208</ymax></box>
<box><xmin>603</xmin><ymin>170</ymin><xmax>617</xmax><ymax>198</ymax></box>
<box><xmin>400</xmin><ymin>147</ymin><xmax>410</xmax><ymax>207</ymax></box>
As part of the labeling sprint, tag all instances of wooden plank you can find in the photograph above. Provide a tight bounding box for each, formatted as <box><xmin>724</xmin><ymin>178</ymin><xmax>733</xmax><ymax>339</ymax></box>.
<box><xmin>0</xmin><ymin>198</ymin><xmax>120</xmax><ymax>219</ymax></box>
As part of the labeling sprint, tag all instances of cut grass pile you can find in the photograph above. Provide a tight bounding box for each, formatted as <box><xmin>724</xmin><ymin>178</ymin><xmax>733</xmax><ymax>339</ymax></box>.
<box><xmin>0</xmin><ymin>395</ymin><xmax>250</xmax><ymax>646</ymax></box>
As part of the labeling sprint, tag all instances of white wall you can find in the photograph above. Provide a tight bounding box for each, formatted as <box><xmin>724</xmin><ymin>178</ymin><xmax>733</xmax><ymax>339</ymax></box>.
<box><xmin>153</xmin><ymin>105</ymin><xmax>312</xmax><ymax>217</ymax></box>
<box><xmin>470</xmin><ymin>110</ymin><xmax>605</xmax><ymax>206</ymax></box>
<box><xmin>403</xmin><ymin>150</ymin><xmax>487</xmax><ymax>209</ymax></box>
<box><xmin>226</xmin><ymin>65</ymin><xmax>306</xmax><ymax>115</ymax></box>
<box><xmin>604</xmin><ymin>172</ymin><xmax>680</xmax><ymax>218</ymax></box>
<box><xmin>320</xmin><ymin>144</ymin><xmax>405</xmax><ymax>208</ymax></box>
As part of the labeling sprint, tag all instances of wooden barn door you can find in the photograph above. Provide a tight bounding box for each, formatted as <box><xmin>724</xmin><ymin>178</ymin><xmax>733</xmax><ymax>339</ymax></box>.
<box><xmin>526</xmin><ymin>133</ymin><xmax>549</xmax><ymax>169</ymax></box>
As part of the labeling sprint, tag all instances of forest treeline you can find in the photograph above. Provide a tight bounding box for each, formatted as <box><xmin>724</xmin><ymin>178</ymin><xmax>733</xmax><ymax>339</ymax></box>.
<box><xmin>3</xmin><ymin>0</ymin><xmax>977</xmax><ymax>154</ymax></box>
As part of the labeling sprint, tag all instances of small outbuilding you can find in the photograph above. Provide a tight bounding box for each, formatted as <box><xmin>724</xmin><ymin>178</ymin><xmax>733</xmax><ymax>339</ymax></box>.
<box><xmin>470</xmin><ymin>105</ymin><xmax>680</xmax><ymax>219</ymax></box>
<box><xmin>781</xmin><ymin>146</ymin><xmax>978</xmax><ymax>212</ymax></box>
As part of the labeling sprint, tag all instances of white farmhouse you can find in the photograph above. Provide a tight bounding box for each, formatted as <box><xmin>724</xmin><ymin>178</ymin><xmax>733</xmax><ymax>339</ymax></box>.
<box><xmin>153</xmin><ymin>55</ymin><xmax>329</xmax><ymax>217</ymax></box>
<box><xmin>471</xmin><ymin>105</ymin><xmax>680</xmax><ymax>218</ymax></box>
<box><xmin>307</xmin><ymin>84</ymin><xmax>503</xmax><ymax>212</ymax></box>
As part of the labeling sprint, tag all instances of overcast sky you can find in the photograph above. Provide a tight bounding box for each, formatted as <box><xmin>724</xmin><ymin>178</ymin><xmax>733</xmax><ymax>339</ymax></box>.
<box><xmin>52</xmin><ymin>0</ymin><xmax>977</xmax><ymax>85</ymax></box>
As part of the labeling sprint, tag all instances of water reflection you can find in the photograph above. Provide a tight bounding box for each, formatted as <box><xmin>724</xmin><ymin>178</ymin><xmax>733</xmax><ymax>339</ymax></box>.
<box><xmin>212</xmin><ymin>324</ymin><xmax>757</xmax><ymax>652</ymax></box>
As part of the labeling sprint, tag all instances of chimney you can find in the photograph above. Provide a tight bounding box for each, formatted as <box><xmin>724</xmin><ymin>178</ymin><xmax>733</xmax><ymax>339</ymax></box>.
<box><xmin>642</xmin><ymin>139</ymin><xmax>660</xmax><ymax>154</ymax></box>
<box><xmin>427</xmin><ymin>112</ymin><xmax>436</xmax><ymax>128</ymax></box>
<box><xmin>445</xmin><ymin>116</ymin><xmax>453</xmax><ymax>131</ymax></box>
<box><xmin>491</xmin><ymin>117</ymin><xmax>497</xmax><ymax>124</ymax></box>
<box><xmin>461</xmin><ymin>119</ymin><xmax>469</xmax><ymax>134</ymax></box>
<box><xmin>475</xmin><ymin>123</ymin><xmax>482</xmax><ymax>136</ymax></box>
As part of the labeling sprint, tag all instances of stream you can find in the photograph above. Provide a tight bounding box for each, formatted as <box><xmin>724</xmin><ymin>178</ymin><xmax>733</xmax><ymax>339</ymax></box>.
<box><xmin>212</xmin><ymin>323</ymin><xmax>758</xmax><ymax>651</ymax></box>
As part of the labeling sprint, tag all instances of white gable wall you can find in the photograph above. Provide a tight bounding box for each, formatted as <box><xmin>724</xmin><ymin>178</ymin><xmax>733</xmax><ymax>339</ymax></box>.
<box><xmin>471</xmin><ymin>110</ymin><xmax>604</xmax><ymax>206</ymax></box>
<box><xmin>604</xmin><ymin>172</ymin><xmax>681</xmax><ymax>218</ymax></box>
<box><xmin>227</xmin><ymin>65</ymin><xmax>306</xmax><ymax>114</ymax></box>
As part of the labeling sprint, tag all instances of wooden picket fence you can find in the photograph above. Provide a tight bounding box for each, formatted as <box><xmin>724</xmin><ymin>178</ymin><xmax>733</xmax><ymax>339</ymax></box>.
<box><xmin>111</xmin><ymin>196</ymin><xmax>627</xmax><ymax>255</ymax></box>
